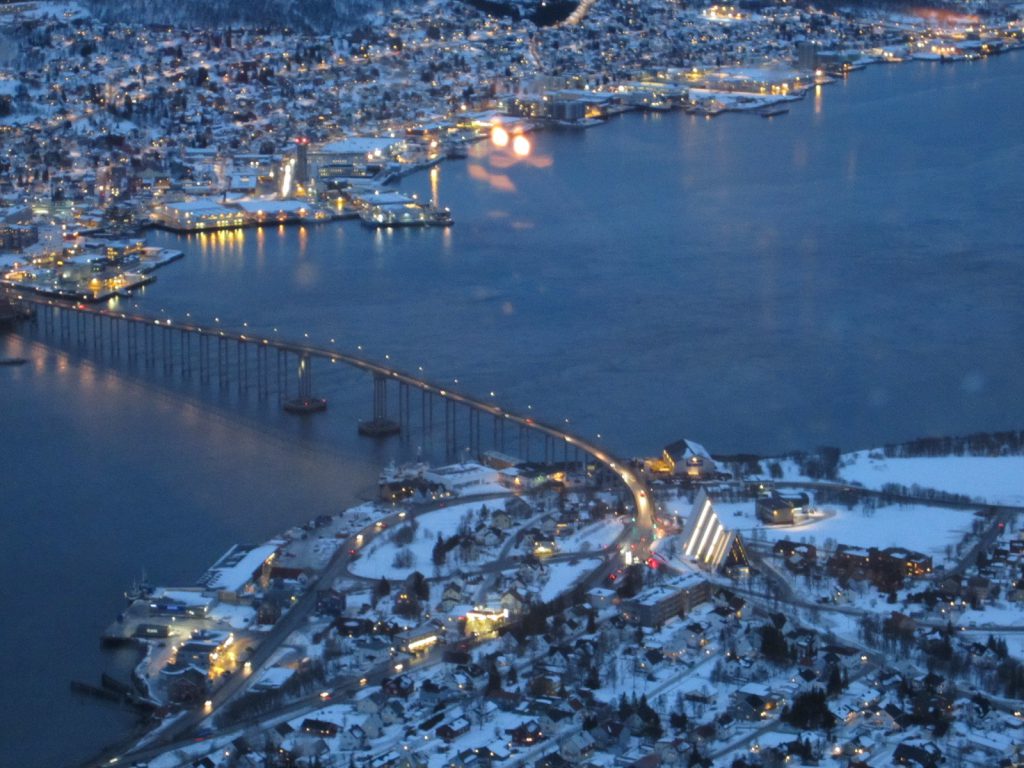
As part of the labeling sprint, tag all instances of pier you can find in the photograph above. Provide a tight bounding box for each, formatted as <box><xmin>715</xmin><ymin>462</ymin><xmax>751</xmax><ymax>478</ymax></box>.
<box><xmin>12</xmin><ymin>294</ymin><xmax>654</xmax><ymax>525</ymax></box>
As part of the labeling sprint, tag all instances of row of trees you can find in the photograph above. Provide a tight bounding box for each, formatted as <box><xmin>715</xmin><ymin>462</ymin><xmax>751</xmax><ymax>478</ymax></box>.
<box><xmin>882</xmin><ymin>430</ymin><xmax>1024</xmax><ymax>458</ymax></box>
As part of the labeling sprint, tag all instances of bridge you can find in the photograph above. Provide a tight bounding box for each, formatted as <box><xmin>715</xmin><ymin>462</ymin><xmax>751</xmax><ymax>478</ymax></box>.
<box><xmin>11</xmin><ymin>293</ymin><xmax>654</xmax><ymax>528</ymax></box>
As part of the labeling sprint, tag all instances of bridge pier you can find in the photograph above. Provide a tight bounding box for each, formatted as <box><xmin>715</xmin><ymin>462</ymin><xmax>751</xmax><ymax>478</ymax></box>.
<box><xmin>161</xmin><ymin>325</ymin><xmax>171</xmax><ymax>375</ymax></box>
<box><xmin>14</xmin><ymin>298</ymin><xmax>645</xmax><ymax>501</ymax></box>
<box><xmin>236</xmin><ymin>341</ymin><xmax>247</xmax><ymax>394</ymax></box>
<box><xmin>179</xmin><ymin>329</ymin><xmax>190</xmax><ymax>378</ymax></box>
<box><xmin>283</xmin><ymin>352</ymin><xmax>327</xmax><ymax>414</ymax></box>
<box><xmin>256</xmin><ymin>344</ymin><xmax>268</xmax><ymax>400</ymax></box>
<box><xmin>358</xmin><ymin>372</ymin><xmax>398</xmax><ymax>436</ymax></box>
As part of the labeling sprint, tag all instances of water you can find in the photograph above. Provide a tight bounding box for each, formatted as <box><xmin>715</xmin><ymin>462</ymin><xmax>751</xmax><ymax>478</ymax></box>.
<box><xmin>2</xmin><ymin>52</ymin><xmax>1023</xmax><ymax>766</ymax></box>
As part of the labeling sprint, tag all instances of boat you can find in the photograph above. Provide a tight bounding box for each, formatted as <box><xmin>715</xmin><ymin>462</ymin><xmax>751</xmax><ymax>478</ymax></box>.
<box><xmin>0</xmin><ymin>357</ymin><xmax>27</xmax><ymax>366</ymax></box>
<box><xmin>124</xmin><ymin>570</ymin><xmax>155</xmax><ymax>603</ymax></box>
<box><xmin>358</xmin><ymin>203</ymin><xmax>453</xmax><ymax>228</ymax></box>
<box><xmin>283</xmin><ymin>396</ymin><xmax>328</xmax><ymax>414</ymax></box>
<box><xmin>759</xmin><ymin>107</ymin><xmax>789</xmax><ymax>118</ymax></box>
<box><xmin>445</xmin><ymin>141</ymin><xmax>469</xmax><ymax>159</ymax></box>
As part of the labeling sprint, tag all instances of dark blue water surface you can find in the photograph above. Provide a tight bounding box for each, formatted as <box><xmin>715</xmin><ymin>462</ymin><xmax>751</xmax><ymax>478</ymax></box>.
<box><xmin>2</xmin><ymin>52</ymin><xmax>1022</xmax><ymax>766</ymax></box>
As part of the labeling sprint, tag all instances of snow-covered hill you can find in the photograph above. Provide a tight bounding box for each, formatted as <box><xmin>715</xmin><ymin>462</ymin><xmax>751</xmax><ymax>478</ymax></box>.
<box><xmin>79</xmin><ymin>0</ymin><xmax>401</xmax><ymax>32</ymax></box>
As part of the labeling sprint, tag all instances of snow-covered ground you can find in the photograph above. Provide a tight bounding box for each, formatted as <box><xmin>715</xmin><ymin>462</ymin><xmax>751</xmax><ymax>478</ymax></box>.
<box><xmin>537</xmin><ymin>557</ymin><xmax>603</xmax><ymax>602</ymax></box>
<box><xmin>720</xmin><ymin>499</ymin><xmax>973</xmax><ymax>563</ymax></box>
<box><xmin>954</xmin><ymin>604</ymin><xmax>1024</xmax><ymax>630</ymax></box>
<box><xmin>349</xmin><ymin>497</ymin><xmax>511</xmax><ymax>580</ymax></box>
<box><xmin>209</xmin><ymin>603</ymin><xmax>257</xmax><ymax>630</ymax></box>
<box><xmin>837</xmin><ymin>451</ymin><xmax>1024</xmax><ymax>506</ymax></box>
<box><xmin>557</xmin><ymin>518</ymin><xmax>624</xmax><ymax>553</ymax></box>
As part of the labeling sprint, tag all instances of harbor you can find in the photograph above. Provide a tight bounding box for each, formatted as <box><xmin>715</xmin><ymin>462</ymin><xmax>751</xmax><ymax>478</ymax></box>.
<box><xmin>1</xmin><ymin>1</ymin><xmax>1023</xmax><ymax>762</ymax></box>
<box><xmin>1</xmin><ymin>242</ymin><xmax>183</xmax><ymax>303</ymax></box>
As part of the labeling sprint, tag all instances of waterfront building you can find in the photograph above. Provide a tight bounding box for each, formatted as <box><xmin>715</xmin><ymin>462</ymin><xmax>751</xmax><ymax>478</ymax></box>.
<box><xmin>796</xmin><ymin>40</ymin><xmax>819</xmax><ymax>72</ymax></box>
<box><xmin>196</xmin><ymin>543</ymin><xmax>279</xmax><ymax>604</ymax></box>
<box><xmin>153</xmin><ymin>199</ymin><xmax>247</xmax><ymax>231</ymax></box>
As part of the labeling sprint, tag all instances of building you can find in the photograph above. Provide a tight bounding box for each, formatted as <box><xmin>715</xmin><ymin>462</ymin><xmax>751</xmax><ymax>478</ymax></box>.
<box><xmin>153</xmin><ymin>199</ymin><xmax>247</xmax><ymax>231</ymax></box>
<box><xmin>623</xmin><ymin>571</ymin><xmax>711</xmax><ymax>627</ymax></box>
<box><xmin>828</xmin><ymin>545</ymin><xmax>872</xmax><ymax>579</ymax></box>
<box><xmin>394</xmin><ymin>624</ymin><xmax>440</xmax><ymax>655</ymax></box>
<box><xmin>661</xmin><ymin>439</ymin><xmax>717</xmax><ymax>479</ymax></box>
<box><xmin>796</xmin><ymin>41</ymin><xmax>819</xmax><ymax>71</ymax></box>
<box><xmin>0</xmin><ymin>224</ymin><xmax>38</xmax><ymax>251</ymax></box>
<box><xmin>874</xmin><ymin>547</ymin><xmax>933</xmax><ymax>578</ymax></box>
<box><xmin>294</xmin><ymin>137</ymin><xmax>310</xmax><ymax>184</ymax></box>
<box><xmin>679</xmin><ymin>490</ymin><xmax>748</xmax><ymax>570</ymax></box>
<box><xmin>196</xmin><ymin>543</ymin><xmax>279</xmax><ymax>604</ymax></box>
<box><xmin>755</xmin><ymin>490</ymin><xmax>809</xmax><ymax>525</ymax></box>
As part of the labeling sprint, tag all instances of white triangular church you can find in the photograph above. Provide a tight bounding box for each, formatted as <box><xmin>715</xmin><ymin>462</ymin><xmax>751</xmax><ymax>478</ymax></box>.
<box><xmin>679</xmin><ymin>490</ymin><xmax>748</xmax><ymax>571</ymax></box>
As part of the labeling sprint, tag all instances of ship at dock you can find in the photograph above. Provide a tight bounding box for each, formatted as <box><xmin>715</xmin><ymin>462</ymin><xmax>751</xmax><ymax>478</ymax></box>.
<box><xmin>352</xmin><ymin>189</ymin><xmax>453</xmax><ymax>229</ymax></box>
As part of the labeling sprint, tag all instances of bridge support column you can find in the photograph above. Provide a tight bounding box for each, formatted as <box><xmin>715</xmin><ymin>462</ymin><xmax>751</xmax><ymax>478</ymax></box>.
<box><xmin>180</xmin><ymin>329</ymin><xmax>190</xmax><ymax>378</ymax></box>
<box><xmin>162</xmin><ymin>325</ymin><xmax>172</xmax><ymax>375</ymax></box>
<box><xmin>256</xmin><ymin>344</ymin><xmax>268</xmax><ymax>400</ymax></box>
<box><xmin>217</xmin><ymin>336</ymin><xmax>229</xmax><ymax>389</ymax></box>
<box><xmin>276</xmin><ymin>349</ymin><xmax>286</xmax><ymax>401</ymax></box>
<box><xmin>236</xmin><ymin>341</ymin><xmax>247</xmax><ymax>394</ymax></box>
<box><xmin>357</xmin><ymin>372</ymin><xmax>397</xmax><ymax>435</ymax></box>
<box><xmin>283</xmin><ymin>353</ymin><xmax>327</xmax><ymax>414</ymax></box>
<box><xmin>444</xmin><ymin>399</ymin><xmax>452</xmax><ymax>460</ymax></box>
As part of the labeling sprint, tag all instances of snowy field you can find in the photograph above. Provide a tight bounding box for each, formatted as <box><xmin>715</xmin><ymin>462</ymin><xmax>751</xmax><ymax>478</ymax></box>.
<box><xmin>538</xmin><ymin>558</ymin><xmax>603</xmax><ymax>602</ymax></box>
<box><xmin>716</xmin><ymin>500</ymin><xmax>974</xmax><ymax>562</ymax></box>
<box><xmin>557</xmin><ymin>518</ymin><xmax>625</xmax><ymax>553</ymax></box>
<box><xmin>349</xmin><ymin>497</ymin><xmax>510</xmax><ymax>580</ymax></box>
<box><xmin>837</xmin><ymin>451</ymin><xmax>1024</xmax><ymax>506</ymax></box>
<box><xmin>954</xmin><ymin>603</ymin><xmax>1024</xmax><ymax>630</ymax></box>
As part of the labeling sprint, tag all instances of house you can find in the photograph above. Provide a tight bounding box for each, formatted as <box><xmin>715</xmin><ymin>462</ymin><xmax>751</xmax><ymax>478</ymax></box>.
<box><xmin>500</xmin><ymin>588</ymin><xmax>529</xmax><ymax>617</ymax></box>
<box><xmin>337</xmin><ymin>723</ymin><xmax>367</xmax><ymax>751</ymax></box>
<box><xmin>661</xmin><ymin>438</ymin><xmax>717</xmax><ymax>478</ymax></box>
<box><xmin>590</xmin><ymin>719</ymin><xmax>630</xmax><ymax>753</ymax></box>
<box><xmin>507</xmin><ymin>497</ymin><xmax>533</xmax><ymax>519</ymax></box>
<box><xmin>437</xmin><ymin>716</ymin><xmax>471</xmax><ymax>742</ymax></box>
<box><xmin>356</xmin><ymin>690</ymin><xmax>384</xmax><ymax>714</ymax></box>
<box><xmin>419</xmin><ymin>678</ymin><xmax>457</xmax><ymax>708</ymax></box>
<box><xmin>559</xmin><ymin>730</ymin><xmax>596</xmax><ymax>762</ymax></box>
<box><xmin>894</xmin><ymin>739</ymin><xmax>942</xmax><ymax>767</ymax></box>
<box><xmin>828</xmin><ymin>545</ymin><xmax>873</xmax><ymax>578</ymax></box>
<box><xmin>491</xmin><ymin>509</ymin><xmax>514</xmax><ymax>530</ymax></box>
<box><xmin>506</xmin><ymin>719</ymin><xmax>544</xmax><ymax>747</ymax></box>
<box><xmin>382</xmin><ymin>674</ymin><xmax>415</xmax><ymax>699</ymax></box>
<box><xmin>367</xmin><ymin>750</ymin><xmax>428</xmax><ymax>768</ymax></box>
<box><xmin>315</xmin><ymin>589</ymin><xmax>346</xmax><ymax>615</ymax></box>
<box><xmin>379</xmin><ymin>699</ymin><xmax>406</xmax><ymax>725</ymax></box>
<box><xmin>773</xmin><ymin>540</ymin><xmax>817</xmax><ymax>572</ymax></box>
<box><xmin>872</xmin><ymin>547</ymin><xmax>933</xmax><ymax>579</ymax></box>
<box><xmin>451</xmin><ymin>746</ymin><xmax>508</xmax><ymax>768</ymax></box>
<box><xmin>756</xmin><ymin>490</ymin><xmax>809</xmax><ymax>525</ymax></box>
<box><xmin>730</xmin><ymin>683</ymin><xmax>783</xmax><ymax>721</ymax></box>
<box><xmin>394</xmin><ymin>624</ymin><xmax>440</xmax><ymax>655</ymax></box>
<box><xmin>299</xmin><ymin>719</ymin><xmax>338</xmax><ymax>738</ymax></box>
<box><xmin>360</xmin><ymin>713</ymin><xmax>385</xmax><ymax>740</ymax></box>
